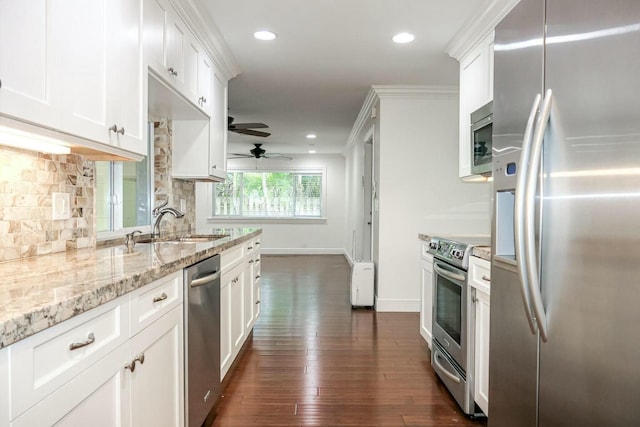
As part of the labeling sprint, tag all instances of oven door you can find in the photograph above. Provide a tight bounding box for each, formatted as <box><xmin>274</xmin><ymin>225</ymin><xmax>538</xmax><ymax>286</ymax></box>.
<box><xmin>432</xmin><ymin>260</ymin><xmax>468</xmax><ymax>371</ymax></box>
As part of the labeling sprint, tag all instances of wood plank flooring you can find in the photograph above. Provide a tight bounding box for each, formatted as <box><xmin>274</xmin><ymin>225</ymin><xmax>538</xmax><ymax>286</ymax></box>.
<box><xmin>211</xmin><ymin>255</ymin><xmax>487</xmax><ymax>427</ymax></box>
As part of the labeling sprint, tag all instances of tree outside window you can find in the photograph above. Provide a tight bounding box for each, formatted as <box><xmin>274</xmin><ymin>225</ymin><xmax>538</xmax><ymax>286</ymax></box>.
<box><xmin>213</xmin><ymin>171</ymin><xmax>323</xmax><ymax>218</ymax></box>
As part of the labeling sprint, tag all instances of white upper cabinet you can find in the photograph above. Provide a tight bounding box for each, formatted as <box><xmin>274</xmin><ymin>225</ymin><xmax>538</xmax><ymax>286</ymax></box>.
<box><xmin>0</xmin><ymin>0</ymin><xmax>60</xmax><ymax>128</ymax></box>
<box><xmin>196</xmin><ymin>50</ymin><xmax>213</xmax><ymax>116</ymax></box>
<box><xmin>58</xmin><ymin>0</ymin><xmax>145</xmax><ymax>155</ymax></box>
<box><xmin>210</xmin><ymin>69</ymin><xmax>227</xmax><ymax>179</ymax></box>
<box><xmin>458</xmin><ymin>31</ymin><xmax>494</xmax><ymax>179</ymax></box>
<box><xmin>0</xmin><ymin>0</ymin><xmax>145</xmax><ymax>158</ymax></box>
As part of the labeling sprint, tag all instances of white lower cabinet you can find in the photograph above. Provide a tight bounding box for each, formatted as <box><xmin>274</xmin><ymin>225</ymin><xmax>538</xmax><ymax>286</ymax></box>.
<box><xmin>10</xmin><ymin>342</ymin><xmax>132</xmax><ymax>427</ymax></box>
<box><xmin>469</xmin><ymin>255</ymin><xmax>491</xmax><ymax>415</ymax></box>
<box><xmin>419</xmin><ymin>242</ymin><xmax>434</xmax><ymax>347</ymax></box>
<box><xmin>130</xmin><ymin>305</ymin><xmax>184</xmax><ymax>427</ymax></box>
<box><xmin>4</xmin><ymin>272</ymin><xmax>184</xmax><ymax>427</ymax></box>
<box><xmin>220</xmin><ymin>236</ymin><xmax>262</xmax><ymax>381</ymax></box>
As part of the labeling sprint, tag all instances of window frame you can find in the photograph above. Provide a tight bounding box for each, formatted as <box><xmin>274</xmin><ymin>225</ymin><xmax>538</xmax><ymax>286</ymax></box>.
<box><xmin>209</xmin><ymin>168</ymin><xmax>327</xmax><ymax>223</ymax></box>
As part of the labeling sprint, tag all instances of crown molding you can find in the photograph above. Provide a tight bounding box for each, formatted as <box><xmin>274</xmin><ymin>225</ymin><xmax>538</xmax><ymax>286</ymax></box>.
<box><xmin>372</xmin><ymin>85</ymin><xmax>458</xmax><ymax>100</ymax></box>
<box><xmin>344</xmin><ymin>85</ymin><xmax>459</xmax><ymax>154</ymax></box>
<box><xmin>446</xmin><ymin>0</ymin><xmax>520</xmax><ymax>61</ymax></box>
<box><xmin>171</xmin><ymin>0</ymin><xmax>241</xmax><ymax>81</ymax></box>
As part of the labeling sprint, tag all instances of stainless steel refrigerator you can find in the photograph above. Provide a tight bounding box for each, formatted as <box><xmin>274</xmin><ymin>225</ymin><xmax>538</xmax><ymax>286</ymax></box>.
<box><xmin>490</xmin><ymin>1</ymin><xmax>640</xmax><ymax>426</ymax></box>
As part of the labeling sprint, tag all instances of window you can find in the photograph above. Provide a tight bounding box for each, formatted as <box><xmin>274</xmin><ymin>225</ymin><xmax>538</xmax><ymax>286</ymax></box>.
<box><xmin>95</xmin><ymin>126</ymin><xmax>152</xmax><ymax>233</ymax></box>
<box><xmin>213</xmin><ymin>170</ymin><xmax>324</xmax><ymax>218</ymax></box>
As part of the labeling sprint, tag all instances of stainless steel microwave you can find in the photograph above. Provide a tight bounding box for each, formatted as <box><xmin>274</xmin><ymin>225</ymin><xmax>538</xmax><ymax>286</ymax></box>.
<box><xmin>470</xmin><ymin>101</ymin><xmax>493</xmax><ymax>176</ymax></box>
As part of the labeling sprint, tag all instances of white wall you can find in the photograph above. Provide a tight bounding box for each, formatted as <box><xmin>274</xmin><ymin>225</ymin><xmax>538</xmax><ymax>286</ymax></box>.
<box><xmin>196</xmin><ymin>154</ymin><xmax>346</xmax><ymax>255</ymax></box>
<box><xmin>345</xmin><ymin>86</ymin><xmax>491</xmax><ymax>312</ymax></box>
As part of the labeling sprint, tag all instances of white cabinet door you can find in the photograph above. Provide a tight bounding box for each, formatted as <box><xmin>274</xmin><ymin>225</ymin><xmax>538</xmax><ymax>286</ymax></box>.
<box><xmin>130</xmin><ymin>305</ymin><xmax>184</xmax><ymax>427</ymax></box>
<box><xmin>474</xmin><ymin>287</ymin><xmax>490</xmax><ymax>415</ymax></box>
<box><xmin>196</xmin><ymin>51</ymin><xmax>213</xmax><ymax>116</ymax></box>
<box><xmin>0</xmin><ymin>347</ymin><xmax>8</xmax><ymax>427</ymax></box>
<box><xmin>182</xmin><ymin>37</ymin><xmax>200</xmax><ymax>106</ymax></box>
<box><xmin>58</xmin><ymin>0</ymin><xmax>111</xmax><ymax>146</ymax></box>
<box><xmin>0</xmin><ymin>0</ymin><xmax>60</xmax><ymax>127</ymax></box>
<box><xmin>210</xmin><ymin>69</ymin><xmax>228</xmax><ymax>179</ymax></box>
<box><xmin>143</xmin><ymin>0</ymin><xmax>169</xmax><ymax>72</ymax></box>
<box><xmin>458</xmin><ymin>31</ymin><xmax>494</xmax><ymax>179</ymax></box>
<box><xmin>243</xmin><ymin>259</ymin><xmax>256</xmax><ymax>332</ymax></box>
<box><xmin>220</xmin><ymin>273</ymin><xmax>232</xmax><ymax>380</ymax></box>
<box><xmin>420</xmin><ymin>252</ymin><xmax>434</xmax><ymax>347</ymax></box>
<box><xmin>111</xmin><ymin>0</ymin><xmax>145</xmax><ymax>155</ymax></box>
<box><xmin>58</xmin><ymin>0</ymin><xmax>145</xmax><ymax>155</ymax></box>
<box><xmin>230</xmin><ymin>267</ymin><xmax>245</xmax><ymax>352</ymax></box>
<box><xmin>10</xmin><ymin>342</ymin><xmax>131</xmax><ymax>427</ymax></box>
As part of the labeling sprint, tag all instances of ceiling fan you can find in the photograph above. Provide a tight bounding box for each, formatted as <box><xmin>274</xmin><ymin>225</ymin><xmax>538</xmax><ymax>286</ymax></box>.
<box><xmin>228</xmin><ymin>143</ymin><xmax>292</xmax><ymax>160</ymax></box>
<box><xmin>227</xmin><ymin>116</ymin><xmax>271</xmax><ymax>137</ymax></box>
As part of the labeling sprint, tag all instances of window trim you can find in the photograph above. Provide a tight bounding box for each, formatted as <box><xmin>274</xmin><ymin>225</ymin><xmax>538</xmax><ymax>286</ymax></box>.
<box><xmin>210</xmin><ymin>167</ymin><xmax>327</xmax><ymax>221</ymax></box>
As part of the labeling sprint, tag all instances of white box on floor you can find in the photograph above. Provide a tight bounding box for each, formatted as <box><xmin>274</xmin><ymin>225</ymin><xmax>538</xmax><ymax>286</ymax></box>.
<box><xmin>351</xmin><ymin>261</ymin><xmax>374</xmax><ymax>308</ymax></box>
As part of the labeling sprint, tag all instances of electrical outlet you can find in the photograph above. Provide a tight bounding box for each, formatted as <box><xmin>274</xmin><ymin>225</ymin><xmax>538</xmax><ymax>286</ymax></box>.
<box><xmin>52</xmin><ymin>192</ymin><xmax>71</xmax><ymax>220</ymax></box>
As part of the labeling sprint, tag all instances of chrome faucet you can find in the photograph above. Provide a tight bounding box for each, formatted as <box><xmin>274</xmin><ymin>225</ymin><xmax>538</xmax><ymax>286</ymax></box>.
<box><xmin>152</xmin><ymin>200</ymin><xmax>185</xmax><ymax>238</ymax></box>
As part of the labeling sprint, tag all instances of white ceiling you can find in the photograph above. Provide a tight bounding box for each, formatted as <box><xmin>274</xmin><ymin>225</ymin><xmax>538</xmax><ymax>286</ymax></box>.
<box><xmin>195</xmin><ymin>0</ymin><xmax>488</xmax><ymax>157</ymax></box>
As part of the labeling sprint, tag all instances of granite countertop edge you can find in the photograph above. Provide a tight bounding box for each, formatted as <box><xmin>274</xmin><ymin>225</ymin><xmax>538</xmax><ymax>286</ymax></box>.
<box><xmin>0</xmin><ymin>228</ymin><xmax>261</xmax><ymax>349</ymax></box>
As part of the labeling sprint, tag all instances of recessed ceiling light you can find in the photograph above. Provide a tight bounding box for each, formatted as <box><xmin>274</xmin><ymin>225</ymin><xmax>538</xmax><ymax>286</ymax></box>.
<box><xmin>306</xmin><ymin>134</ymin><xmax>317</xmax><ymax>139</ymax></box>
<box><xmin>393</xmin><ymin>32</ymin><xmax>415</xmax><ymax>44</ymax></box>
<box><xmin>308</xmin><ymin>150</ymin><xmax>317</xmax><ymax>154</ymax></box>
<box><xmin>254</xmin><ymin>30</ymin><xmax>277</xmax><ymax>41</ymax></box>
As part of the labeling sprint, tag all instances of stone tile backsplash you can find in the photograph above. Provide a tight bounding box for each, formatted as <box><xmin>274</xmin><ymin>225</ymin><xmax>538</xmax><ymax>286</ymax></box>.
<box><xmin>0</xmin><ymin>147</ymin><xmax>95</xmax><ymax>262</ymax></box>
<box><xmin>0</xmin><ymin>120</ymin><xmax>196</xmax><ymax>262</ymax></box>
<box><xmin>153</xmin><ymin>120</ymin><xmax>195</xmax><ymax>235</ymax></box>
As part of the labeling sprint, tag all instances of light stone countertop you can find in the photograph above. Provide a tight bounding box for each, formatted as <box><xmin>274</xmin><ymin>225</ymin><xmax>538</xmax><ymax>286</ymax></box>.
<box><xmin>0</xmin><ymin>228</ymin><xmax>261</xmax><ymax>349</ymax></box>
<box><xmin>472</xmin><ymin>246</ymin><xmax>492</xmax><ymax>262</ymax></box>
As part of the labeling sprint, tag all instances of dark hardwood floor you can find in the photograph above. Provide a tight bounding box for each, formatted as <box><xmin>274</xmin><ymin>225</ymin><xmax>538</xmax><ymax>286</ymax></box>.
<box><xmin>211</xmin><ymin>255</ymin><xmax>487</xmax><ymax>427</ymax></box>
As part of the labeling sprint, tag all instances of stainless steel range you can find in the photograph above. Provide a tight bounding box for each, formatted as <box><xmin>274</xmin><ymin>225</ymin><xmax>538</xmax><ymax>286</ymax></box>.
<box><xmin>428</xmin><ymin>235</ymin><xmax>489</xmax><ymax>416</ymax></box>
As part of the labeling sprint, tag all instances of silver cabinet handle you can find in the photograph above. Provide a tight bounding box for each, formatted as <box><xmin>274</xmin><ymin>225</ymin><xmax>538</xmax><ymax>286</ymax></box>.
<box><xmin>69</xmin><ymin>332</ymin><xmax>95</xmax><ymax>351</ymax></box>
<box><xmin>248</xmin><ymin>246</ymin><xmax>254</xmax><ymax>250</ymax></box>
<box><xmin>255</xmin><ymin>275</ymin><xmax>260</xmax><ymax>279</ymax></box>
<box><xmin>255</xmin><ymin>259</ymin><xmax>260</xmax><ymax>263</ymax></box>
<box><xmin>255</xmin><ymin>242</ymin><xmax>260</xmax><ymax>245</ymax></box>
<box><xmin>514</xmin><ymin>93</ymin><xmax>542</xmax><ymax>336</ymax></box>
<box><xmin>255</xmin><ymin>300</ymin><xmax>260</xmax><ymax>304</ymax></box>
<box><xmin>191</xmin><ymin>271</ymin><xmax>221</xmax><ymax>288</ymax></box>
<box><xmin>168</xmin><ymin>67</ymin><xmax>178</xmax><ymax>76</ymax></box>
<box><xmin>153</xmin><ymin>292</ymin><xmax>168</xmax><ymax>303</ymax></box>
<box><xmin>433</xmin><ymin>262</ymin><xmax>465</xmax><ymax>282</ymax></box>
<box><xmin>433</xmin><ymin>350</ymin><xmax>460</xmax><ymax>384</ymax></box>
<box><xmin>199</xmin><ymin>96</ymin><xmax>207</xmax><ymax>104</ymax></box>
<box><xmin>524</xmin><ymin>89</ymin><xmax>553</xmax><ymax>342</ymax></box>
<box><xmin>481</xmin><ymin>275</ymin><xmax>491</xmax><ymax>282</ymax></box>
<box><xmin>472</xmin><ymin>296</ymin><xmax>479</xmax><ymax>303</ymax></box>
<box><xmin>249</xmin><ymin>259</ymin><xmax>254</xmax><ymax>264</ymax></box>
<box><xmin>124</xmin><ymin>353</ymin><xmax>145</xmax><ymax>372</ymax></box>
<box><xmin>108</xmin><ymin>124</ymin><xmax>125</xmax><ymax>135</ymax></box>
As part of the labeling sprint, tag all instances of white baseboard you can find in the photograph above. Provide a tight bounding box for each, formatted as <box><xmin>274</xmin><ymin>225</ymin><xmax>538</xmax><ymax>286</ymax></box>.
<box><xmin>343</xmin><ymin>250</ymin><xmax>355</xmax><ymax>266</ymax></box>
<box><xmin>260</xmin><ymin>248</ymin><xmax>346</xmax><ymax>256</ymax></box>
<box><xmin>375</xmin><ymin>297</ymin><xmax>420</xmax><ymax>312</ymax></box>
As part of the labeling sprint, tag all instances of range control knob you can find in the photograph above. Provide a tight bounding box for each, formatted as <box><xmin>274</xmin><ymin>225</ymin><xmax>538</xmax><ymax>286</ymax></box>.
<box><xmin>429</xmin><ymin>242</ymin><xmax>437</xmax><ymax>250</ymax></box>
<box><xmin>451</xmin><ymin>249</ymin><xmax>463</xmax><ymax>259</ymax></box>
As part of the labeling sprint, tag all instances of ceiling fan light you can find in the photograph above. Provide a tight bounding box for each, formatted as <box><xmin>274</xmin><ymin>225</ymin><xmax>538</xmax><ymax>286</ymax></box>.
<box><xmin>392</xmin><ymin>32</ymin><xmax>415</xmax><ymax>44</ymax></box>
<box><xmin>254</xmin><ymin>30</ymin><xmax>277</xmax><ymax>41</ymax></box>
<box><xmin>308</xmin><ymin>150</ymin><xmax>317</xmax><ymax>154</ymax></box>
<box><xmin>306</xmin><ymin>134</ymin><xmax>317</xmax><ymax>139</ymax></box>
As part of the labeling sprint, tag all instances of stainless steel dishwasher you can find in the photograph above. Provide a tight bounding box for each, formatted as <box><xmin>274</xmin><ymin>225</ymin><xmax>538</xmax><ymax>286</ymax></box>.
<box><xmin>184</xmin><ymin>255</ymin><xmax>221</xmax><ymax>427</ymax></box>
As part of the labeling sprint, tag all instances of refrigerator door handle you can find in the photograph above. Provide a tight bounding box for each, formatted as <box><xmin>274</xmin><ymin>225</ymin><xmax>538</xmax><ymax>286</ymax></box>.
<box><xmin>524</xmin><ymin>88</ymin><xmax>553</xmax><ymax>342</ymax></box>
<box><xmin>515</xmin><ymin>93</ymin><xmax>542</xmax><ymax>335</ymax></box>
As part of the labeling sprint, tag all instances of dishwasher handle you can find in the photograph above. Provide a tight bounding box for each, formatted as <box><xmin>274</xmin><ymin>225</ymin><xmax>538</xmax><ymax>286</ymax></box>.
<box><xmin>190</xmin><ymin>270</ymin><xmax>221</xmax><ymax>288</ymax></box>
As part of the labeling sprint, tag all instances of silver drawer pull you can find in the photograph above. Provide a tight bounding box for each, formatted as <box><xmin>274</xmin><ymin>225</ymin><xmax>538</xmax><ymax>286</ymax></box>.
<box><xmin>249</xmin><ymin>259</ymin><xmax>254</xmax><ymax>264</ymax></box>
<box><xmin>124</xmin><ymin>353</ymin><xmax>145</xmax><ymax>373</ymax></box>
<box><xmin>69</xmin><ymin>332</ymin><xmax>95</xmax><ymax>351</ymax></box>
<box><xmin>481</xmin><ymin>275</ymin><xmax>491</xmax><ymax>282</ymax></box>
<box><xmin>248</xmin><ymin>246</ymin><xmax>254</xmax><ymax>250</ymax></box>
<box><xmin>255</xmin><ymin>300</ymin><xmax>261</xmax><ymax>304</ymax></box>
<box><xmin>255</xmin><ymin>242</ymin><xmax>260</xmax><ymax>245</ymax></box>
<box><xmin>255</xmin><ymin>274</ymin><xmax>260</xmax><ymax>279</ymax></box>
<box><xmin>153</xmin><ymin>292</ymin><xmax>168</xmax><ymax>303</ymax></box>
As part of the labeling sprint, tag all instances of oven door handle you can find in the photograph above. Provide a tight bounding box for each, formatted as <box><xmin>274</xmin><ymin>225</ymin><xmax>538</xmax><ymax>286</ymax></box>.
<box><xmin>433</xmin><ymin>263</ymin><xmax>465</xmax><ymax>283</ymax></box>
<box><xmin>433</xmin><ymin>350</ymin><xmax>461</xmax><ymax>384</ymax></box>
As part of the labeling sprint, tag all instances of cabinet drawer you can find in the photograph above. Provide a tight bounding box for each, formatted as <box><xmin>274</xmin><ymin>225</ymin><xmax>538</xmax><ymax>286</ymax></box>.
<box><xmin>245</xmin><ymin>238</ymin><xmax>258</xmax><ymax>258</ymax></box>
<box><xmin>221</xmin><ymin>243</ymin><xmax>244</xmax><ymax>271</ymax></box>
<box><xmin>130</xmin><ymin>271</ymin><xmax>182</xmax><ymax>335</ymax></box>
<box><xmin>9</xmin><ymin>297</ymin><xmax>129</xmax><ymax>418</ymax></box>
<box><xmin>469</xmin><ymin>256</ymin><xmax>491</xmax><ymax>295</ymax></box>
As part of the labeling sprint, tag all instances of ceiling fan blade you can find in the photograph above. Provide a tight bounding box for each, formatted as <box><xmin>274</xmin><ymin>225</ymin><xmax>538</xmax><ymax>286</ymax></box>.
<box><xmin>231</xmin><ymin>129</ymin><xmax>271</xmax><ymax>137</ymax></box>
<box><xmin>227</xmin><ymin>153</ymin><xmax>254</xmax><ymax>159</ymax></box>
<box><xmin>228</xmin><ymin>123</ymin><xmax>268</xmax><ymax>130</ymax></box>
<box><xmin>263</xmin><ymin>153</ymin><xmax>293</xmax><ymax>160</ymax></box>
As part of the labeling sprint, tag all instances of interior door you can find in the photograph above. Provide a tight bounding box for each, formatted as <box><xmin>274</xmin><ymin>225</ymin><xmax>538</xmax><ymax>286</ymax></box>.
<box><xmin>538</xmin><ymin>2</ymin><xmax>640</xmax><ymax>426</ymax></box>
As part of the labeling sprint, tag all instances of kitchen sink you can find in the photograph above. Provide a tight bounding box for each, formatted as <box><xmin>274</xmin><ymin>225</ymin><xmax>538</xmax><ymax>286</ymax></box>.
<box><xmin>136</xmin><ymin>234</ymin><xmax>229</xmax><ymax>244</ymax></box>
